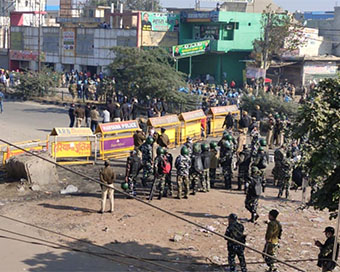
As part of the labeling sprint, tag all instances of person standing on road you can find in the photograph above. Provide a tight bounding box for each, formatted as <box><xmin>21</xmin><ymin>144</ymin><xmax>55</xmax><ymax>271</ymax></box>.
<box><xmin>102</xmin><ymin>107</ymin><xmax>110</xmax><ymax>123</ymax></box>
<box><xmin>315</xmin><ymin>226</ymin><xmax>338</xmax><ymax>272</ymax></box>
<box><xmin>0</xmin><ymin>90</ymin><xmax>4</xmax><ymax>113</ymax></box>
<box><xmin>85</xmin><ymin>103</ymin><xmax>91</xmax><ymax>127</ymax></box>
<box><xmin>90</xmin><ymin>105</ymin><xmax>100</xmax><ymax>132</ymax></box>
<box><xmin>157</xmin><ymin>128</ymin><xmax>170</xmax><ymax>148</ymax></box>
<box><xmin>225</xmin><ymin>213</ymin><xmax>247</xmax><ymax>272</ymax></box>
<box><xmin>75</xmin><ymin>104</ymin><xmax>85</xmax><ymax>127</ymax></box>
<box><xmin>263</xmin><ymin>209</ymin><xmax>282</xmax><ymax>272</ymax></box>
<box><xmin>245</xmin><ymin>166</ymin><xmax>262</xmax><ymax>223</ymax></box>
<box><xmin>99</xmin><ymin>160</ymin><xmax>116</xmax><ymax>213</ymax></box>
<box><xmin>175</xmin><ymin>146</ymin><xmax>191</xmax><ymax>199</ymax></box>
<box><xmin>68</xmin><ymin>103</ymin><xmax>75</xmax><ymax>127</ymax></box>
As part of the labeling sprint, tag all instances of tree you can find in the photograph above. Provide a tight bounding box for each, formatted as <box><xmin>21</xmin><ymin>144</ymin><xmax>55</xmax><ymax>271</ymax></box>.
<box><xmin>15</xmin><ymin>68</ymin><xmax>60</xmax><ymax>98</ymax></box>
<box><xmin>88</xmin><ymin>0</ymin><xmax>161</xmax><ymax>11</ymax></box>
<box><xmin>241</xmin><ymin>90</ymin><xmax>298</xmax><ymax>119</ymax></box>
<box><xmin>107</xmin><ymin>47</ymin><xmax>189</xmax><ymax>104</ymax></box>
<box><xmin>292</xmin><ymin>78</ymin><xmax>340</xmax><ymax>218</ymax></box>
<box><xmin>252</xmin><ymin>5</ymin><xmax>303</xmax><ymax>75</ymax></box>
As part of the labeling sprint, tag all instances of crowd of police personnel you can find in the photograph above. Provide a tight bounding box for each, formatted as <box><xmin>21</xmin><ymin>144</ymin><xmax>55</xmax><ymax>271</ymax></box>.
<box><xmin>97</xmin><ymin>108</ymin><xmax>337</xmax><ymax>272</ymax></box>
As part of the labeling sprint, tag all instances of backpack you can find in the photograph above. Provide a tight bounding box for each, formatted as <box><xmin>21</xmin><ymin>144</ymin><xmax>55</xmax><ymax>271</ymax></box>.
<box><xmin>160</xmin><ymin>155</ymin><xmax>171</xmax><ymax>174</ymax></box>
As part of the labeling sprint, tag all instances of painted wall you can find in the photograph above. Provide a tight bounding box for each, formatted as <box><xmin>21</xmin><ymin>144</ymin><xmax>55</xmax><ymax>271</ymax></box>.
<box><xmin>179</xmin><ymin>11</ymin><xmax>262</xmax><ymax>53</ymax></box>
<box><xmin>10</xmin><ymin>26</ymin><xmax>136</xmax><ymax>71</ymax></box>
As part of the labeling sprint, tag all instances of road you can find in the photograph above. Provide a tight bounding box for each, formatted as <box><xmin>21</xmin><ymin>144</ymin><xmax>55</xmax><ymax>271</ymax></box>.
<box><xmin>0</xmin><ymin>101</ymin><xmax>127</xmax><ymax>271</ymax></box>
<box><xmin>0</xmin><ymin>101</ymin><xmax>69</xmax><ymax>142</ymax></box>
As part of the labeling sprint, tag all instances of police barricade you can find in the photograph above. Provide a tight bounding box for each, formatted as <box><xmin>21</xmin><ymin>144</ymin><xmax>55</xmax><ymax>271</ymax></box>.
<box><xmin>179</xmin><ymin>109</ymin><xmax>206</xmax><ymax>144</ymax></box>
<box><xmin>95</xmin><ymin>120</ymin><xmax>139</xmax><ymax>160</ymax></box>
<box><xmin>50</xmin><ymin>128</ymin><xmax>97</xmax><ymax>165</ymax></box>
<box><xmin>209</xmin><ymin>105</ymin><xmax>240</xmax><ymax>137</ymax></box>
<box><xmin>147</xmin><ymin>115</ymin><xmax>180</xmax><ymax>148</ymax></box>
<box><xmin>1</xmin><ymin>139</ymin><xmax>49</xmax><ymax>165</ymax></box>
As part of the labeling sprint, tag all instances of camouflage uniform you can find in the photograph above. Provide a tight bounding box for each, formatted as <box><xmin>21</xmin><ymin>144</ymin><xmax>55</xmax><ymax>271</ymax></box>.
<box><xmin>175</xmin><ymin>154</ymin><xmax>191</xmax><ymax>198</ymax></box>
<box><xmin>252</xmin><ymin>150</ymin><xmax>268</xmax><ymax>191</ymax></box>
<box><xmin>209</xmin><ymin>148</ymin><xmax>219</xmax><ymax>181</ymax></box>
<box><xmin>263</xmin><ymin>219</ymin><xmax>282</xmax><ymax>271</ymax></box>
<box><xmin>245</xmin><ymin>170</ymin><xmax>262</xmax><ymax>222</ymax></box>
<box><xmin>225</xmin><ymin>220</ymin><xmax>247</xmax><ymax>272</ymax></box>
<box><xmin>221</xmin><ymin>148</ymin><xmax>233</xmax><ymax>189</ymax></box>
<box><xmin>278</xmin><ymin>156</ymin><xmax>292</xmax><ymax>198</ymax></box>
<box><xmin>190</xmin><ymin>152</ymin><xmax>203</xmax><ymax>195</ymax></box>
<box><xmin>125</xmin><ymin>152</ymin><xmax>142</xmax><ymax>196</ymax></box>
<box><xmin>153</xmin><ymin>154</ymin><xmax>166</xmax><ymax>199</ymax></box>
<box><xmin>237</xmin><ymin>147</ymin><xmax>251</xmax><ymax>191</ymax></box>
<box><xmin>201</xmin><ymin>150</ymin><xmax>211</xmax><ymax>192</ymax></box>
<box><xmin>272</xmin><ymin>148</ymin><xmax>284</xmax><ymax>186</ymax></box>
<box><xmin>139</xmin><ymin>142</ymin><xmax>153</xmax><ymax>185</ymax></box>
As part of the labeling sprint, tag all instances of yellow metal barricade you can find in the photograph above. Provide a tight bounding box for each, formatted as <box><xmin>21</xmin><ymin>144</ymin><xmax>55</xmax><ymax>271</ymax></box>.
<box><xmin>1</xmin><ymin>139</ymin><xmax>49</xmax><ymax>165</ymax></box>
<box><xmin>95</xmin><ymin>120</ymin><xmax>140</xmax><ymax>160</ymax></box>
<box><xmin>209</xmin><ymin>105</ymin><xmax>240</xmax><ymax>137</ymax></box>
<box><xmin>179</xmin><ymin>109</ymin><xmax>206</xmax><ymax>144</ymax></box>
<box><xmin>148</xmin><ymin>115</ymin><xmax>181</xmax><ymax>148</ymax></box>
<box><xmin>50</xmin><ymin>128</ymin><xmax>97</xmax><ymax>165</ymax></box>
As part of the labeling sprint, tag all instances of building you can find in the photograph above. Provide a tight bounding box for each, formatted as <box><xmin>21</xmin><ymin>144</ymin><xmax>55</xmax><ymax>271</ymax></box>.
<box><xmin>303</xmin><ymin>6</ymin><xmax>340</xmax><ymax>56</ymax></box>
<box><xmin>177</xmin><ymin>10</ymin><xmax>262</xmax><ymax>84</ymax></box>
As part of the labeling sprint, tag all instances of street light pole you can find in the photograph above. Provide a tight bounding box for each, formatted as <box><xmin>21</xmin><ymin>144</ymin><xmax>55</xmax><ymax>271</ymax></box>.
<box><xmin>37</xmin><ymin>1</ymin><xmax>41</xmax><ymax>72</ymax></box>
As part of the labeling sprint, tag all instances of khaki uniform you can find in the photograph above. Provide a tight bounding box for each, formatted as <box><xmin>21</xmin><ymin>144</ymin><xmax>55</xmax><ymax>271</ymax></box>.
<box><xmin>263</xmin><ymin>219</ymin><xmax>282</xmax><ymax>271</ymax></box>
<box><xmin>75</xmin><ymin>107</ymin><xmax>85</xmax><ymax>128</ymax></box>
<box><xmin>99</xmin><ymin>166</ymin><xmax>116</xmax><ymax>212</ymax></box>
<box><xmin>237</xmin><ymin>132</ymin><xmax>247</xmax><ymax>154</ymax></box>
<box><xmin>157</xmin><ymin>133</ymin><xmax>170</xmax><ymax>148</ymax></box>
<box><xmin>266</xmin><ymin>118</ymin><xmax>275</xmax><ymax>149</ymax></box>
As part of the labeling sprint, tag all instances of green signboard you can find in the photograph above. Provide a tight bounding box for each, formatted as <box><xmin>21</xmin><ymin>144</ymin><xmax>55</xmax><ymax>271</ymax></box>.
<box><xmin>141</xmin><ymin>12</ymin><xmax>179</xmax><ymax>32</ymax></box>
<box><xmin>172</xmin><ymin>40</ymin><xmax>210</xmax><ymax>58</ymax></box>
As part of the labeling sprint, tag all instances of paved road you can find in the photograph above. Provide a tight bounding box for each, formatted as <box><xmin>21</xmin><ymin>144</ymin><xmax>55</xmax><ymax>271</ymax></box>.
<box><xmin>0</xmin><ymin>101</ymin><xmax>69</xmax><ymax>142</ymax></box>
<box><xmin>0</xmin><ymin>101</ymin><xmax>134</xmax><ymax>271</ymax></box>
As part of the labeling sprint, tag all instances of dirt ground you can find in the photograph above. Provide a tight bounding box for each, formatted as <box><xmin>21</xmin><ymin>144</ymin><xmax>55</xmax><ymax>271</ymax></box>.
<box><xmin>0</xmin><ymin>144</ymin><xmax>339</xmax><ymax>272</ymax></box>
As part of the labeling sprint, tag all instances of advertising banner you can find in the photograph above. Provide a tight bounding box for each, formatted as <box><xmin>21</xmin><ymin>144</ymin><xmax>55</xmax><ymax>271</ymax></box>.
<box><xmin>141</xmin><ymin>12</ymin><xmax>179</xmax><ymax>32</ymax></box>
<box><xmin>63</xmin><ymin>29</ymin><xmax>75</xmax><ymax>52</ymax></box>
<box><xmin>172</xmin><ymin>40</ymin><xmax>210</xmax><ymax>58</ymax></box>
<box><xmin>102</xmin><ymin>137</ymin><xmax>134</xmax><ymax>152</ymax></box>
<box><xmin>52</xmin><ymin>141</ymin><xmax>92</xmax><ymax>158</ymax></box>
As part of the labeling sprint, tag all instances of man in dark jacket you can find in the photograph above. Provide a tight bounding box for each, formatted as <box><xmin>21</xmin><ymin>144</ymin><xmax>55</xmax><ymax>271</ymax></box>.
<box><xmin>68</xmin><ymin>103</ymin><xmax>75</xmax><ymax>127</ymax></box>
<box><xmin>223</xmin><ymin>112</ymin><xmax>234</xmax><ymax>131</ymax></box>
<box><xmin>157</xmin><ymin>128</ymin><xmax>170</xmax><ymax>148</ymax></box>
<box><xmin>315</xmin><ymin>226</ymin><xmax>338</xmax><ymax>272</ymax></box>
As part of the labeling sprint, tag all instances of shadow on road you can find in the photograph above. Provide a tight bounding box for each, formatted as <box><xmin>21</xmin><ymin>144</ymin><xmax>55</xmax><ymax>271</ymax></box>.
<box><xmin>19</xmin><ymin>237</ymin><xmax>213</xmax><ymax>271</ymax></box>
<box><xmin>22</xmin><ymin>107</ymin><xmax>67</xmax><ymax>115</ymax></box>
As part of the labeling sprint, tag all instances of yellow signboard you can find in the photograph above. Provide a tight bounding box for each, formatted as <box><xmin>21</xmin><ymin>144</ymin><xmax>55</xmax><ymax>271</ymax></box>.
<box><xmin>50</xmin><ymin>128</ymin><xmax>93</xmax><ymax>137</ymax></box>
<box><xmin>52</xmin><ymin>141</ymin><xmax>91</xmax><ymax>158</ymax></box>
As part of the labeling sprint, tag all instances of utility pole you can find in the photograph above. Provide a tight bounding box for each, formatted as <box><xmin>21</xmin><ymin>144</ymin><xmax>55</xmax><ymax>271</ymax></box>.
<box><xmin>37</xmin><ymin>0</ymin><xmax>41</xmax><ymax>72</ymax></box>
<box><xmin>332</xmin><ymin>197</ymin><xmax>340</xmax><ymax>263</ymax></box>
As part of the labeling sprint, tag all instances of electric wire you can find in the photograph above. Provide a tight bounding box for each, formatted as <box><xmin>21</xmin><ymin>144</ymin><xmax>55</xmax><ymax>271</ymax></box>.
<box><xmin>0</xmin><ymin>138</ymin><xmax>307</xmax><ymax>271</ymax></box>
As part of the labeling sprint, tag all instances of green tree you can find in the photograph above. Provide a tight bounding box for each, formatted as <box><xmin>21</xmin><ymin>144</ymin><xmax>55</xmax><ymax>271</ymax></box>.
<box><xmin>252</xmin><ymin>5</ymin><xmax>303</xmax><ymax>74</ymax></box>
<box><xmin>292</xmin><ymin>78</ymin><xmax>340</xmax><ymax>218</ymax></box>
<box><xmin>15</xmin><ymin>68</ymin><xmax>60</xmax><ymax>98</ymax></box>
<box><xmin>241</xmin><ymin>90</ymin><xmax>298</xmax><ymax>119</ymax></box>
<box><xmin>107</xmin><ymin>47</ymin><xmax>189</xmax><ymax>104</ymax></box>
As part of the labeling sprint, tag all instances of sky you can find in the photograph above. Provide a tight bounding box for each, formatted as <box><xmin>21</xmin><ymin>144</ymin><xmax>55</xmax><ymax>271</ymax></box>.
<box><xmin>47</xmin><ymin>0</ymin><xmax>337</xmax><ymax>11</ymax></box>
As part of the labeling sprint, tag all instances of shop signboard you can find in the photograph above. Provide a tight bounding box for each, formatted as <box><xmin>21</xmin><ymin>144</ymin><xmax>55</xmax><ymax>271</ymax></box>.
<box><xmin>172</xmin><ymin>40</ymin><xmax>210</xmax><ymax>58</ymax></box>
